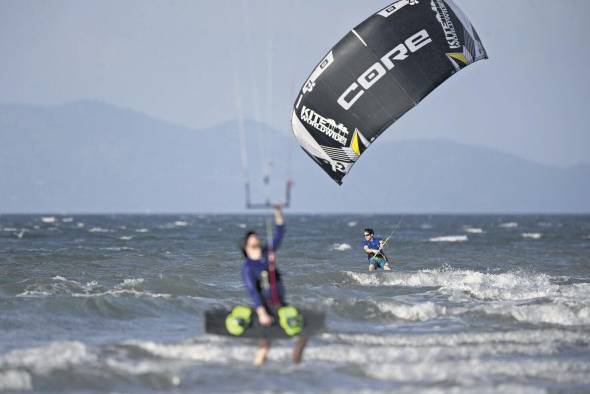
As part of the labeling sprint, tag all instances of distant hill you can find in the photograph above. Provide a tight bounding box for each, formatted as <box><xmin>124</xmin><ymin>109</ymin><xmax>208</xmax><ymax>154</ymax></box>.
<box><xmin>0</xmin><ymin>100</ymin><xmax>588</xmax><ymax>213</ymax></box>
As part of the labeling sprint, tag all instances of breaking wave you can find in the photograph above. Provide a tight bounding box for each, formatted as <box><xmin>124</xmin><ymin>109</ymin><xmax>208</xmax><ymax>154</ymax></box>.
<box><xmin>333</xmin><ymin>243</ymin><xmax>352</xmax><ymax>251</ymax></box>
<box><xmin>429</xmin><ymin>235</ymin><xmax>468</xmax><ymax>243</ymax></box>
<box><xmin>0</xmin><ymin>370</ymin><xmax>32</xmax><ymax>391</ymax></box>
<box><xmin>0</xmin><ymin>341</ymin><xmax>94</xmax><ymax>375</ymax></box>
<box><xmin>375</xmin><ymin>300</ymin><xmax>447</xmax><ymax>321</ymax></box>
<box><xmin>0</xmin><ymin>341</ymin><xmax>183</xmax><ymax>391</ymax></box>
<box><xmin>1</xmin><ymin>331</ymin><xmax>587</xmax><ymax>393</ymax></box>
<box><xmin>323</xmin><ymin>297</ymin><xmax>450</xmax><ymax>322</ymax></box>
<box><xmin>344</xmin><ymin>269</ymin><xmax>590</xmax><ymax>327</ymax></box>
<box><xmin>124</xmin><ymin>335</ymin><xmax>590</xmax><ymax>387</ymax></box>
<box><xmin>522</xmin><ymin>233</ymin><xmax>542</xmax><ymax>239</ymax></box>
<box><xmin>346</xmin><ymin>269</ymin><xmax>568</xmax><ymax>301</ymax></box>
<box><xmin>483</xmin><ymin>301</ymin><xmax>590</xmax><ymax>326</ymax></box>
<box><xmin>89</xmin><ymin>227</ymin><xmax>113</xmax><ymax>233</ymax></box>
<box><xmin>16</xmin><ymin>276</ymin><xmax>170</xmax><ymax>300</ymax></box>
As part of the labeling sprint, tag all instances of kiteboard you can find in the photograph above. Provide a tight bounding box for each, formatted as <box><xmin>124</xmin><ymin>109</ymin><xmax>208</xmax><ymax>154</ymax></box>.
<box><xmin>205</xmin><ymin>306</ymin><xmax>325</xmax><ymax>339</ymax></box>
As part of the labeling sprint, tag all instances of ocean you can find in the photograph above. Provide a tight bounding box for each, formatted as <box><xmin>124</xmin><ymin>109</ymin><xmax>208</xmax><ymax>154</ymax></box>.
<box><xmin>0</xmin><ymin>214</ymin><xmax>589</xmax><ymax>393</ymax></box>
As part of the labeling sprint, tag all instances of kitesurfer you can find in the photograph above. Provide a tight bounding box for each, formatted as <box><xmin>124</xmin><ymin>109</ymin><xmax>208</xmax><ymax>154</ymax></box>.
<box><xmin>362</xmin><ymin>228</ymin><xmax>391</xmax><ymax>271</ymax></box>
<box><xmin>241</xmin><ymin>204</ymin><xmax>307</xmax><ymax>366</ymax></box>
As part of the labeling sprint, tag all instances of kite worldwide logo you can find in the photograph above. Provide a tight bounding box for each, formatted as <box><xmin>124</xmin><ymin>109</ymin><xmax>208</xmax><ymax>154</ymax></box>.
<box><xmin>300</xmin><ymin>106</ymin><xmax>349</xmax><ymax>145</ymax></box>
<box><xmin>337</xmin><ymin>29</ymin><xmax>432</xmax><ymax>111</ymax></box>
<box><xmin>431</xmin><ymin>0</ymin><xmax>461</xmax><ymax>49</ymax></box>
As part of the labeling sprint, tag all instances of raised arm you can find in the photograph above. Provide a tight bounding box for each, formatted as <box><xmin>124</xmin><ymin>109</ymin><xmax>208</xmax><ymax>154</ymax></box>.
<box><xmin>270</xmin><ymin>205</ymin><xmax>285</xmax><ymax>251</ymax></box>
<box><xmin>274</xmin><ymin>204</ymin><xmax>284</xmax><ymax>226</ymax></box>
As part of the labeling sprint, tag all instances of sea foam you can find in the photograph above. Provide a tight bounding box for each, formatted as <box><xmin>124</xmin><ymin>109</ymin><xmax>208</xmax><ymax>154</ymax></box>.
<box><xmin>429</xmin><ymin>235</ymin><xmax>468</xmax><ymax>243</ymax></box>
<box><xmin>376</xmin><ymin>300</ymin><xmax>447</xmax><ymax>321</ymax></box>
<box><xmin>333</xmin><ymin>243</ymin><xmax>352</xmax><ymax>251</ymax></box>
<box><xmin>345</xmin><ymin>269</ymin><xmax>562</xmax><ymax>301</ymax></box>
<box><xmin>522</xmin><ymin>233</ymin><xmax>542</xmax><ymax>239</ymax></box>
<box><xmin>506</xmin><ymin>302</ymin><xmax>590</xmax><ymax>326</ymax></box>
<box><xmin>0</xmin><ymin>370</ymin><xmax>32</xmax><ymax>391</ymax></box>
<box><xmin>0</xmin><ymin>341</ymin><xmax>95</xmax><ymax>375</ymax></box>
<box><xmin>88</xmin><ymin>227</ymin><xmax>112</xmax><ymax>233</ymax></box>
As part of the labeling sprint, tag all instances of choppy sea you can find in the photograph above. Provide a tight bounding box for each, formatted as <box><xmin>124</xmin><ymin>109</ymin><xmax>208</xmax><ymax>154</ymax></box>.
<box><xmin>0</xmin><ymin>214</ymin><xmax>589</xmax><ymax>393</ymax></box>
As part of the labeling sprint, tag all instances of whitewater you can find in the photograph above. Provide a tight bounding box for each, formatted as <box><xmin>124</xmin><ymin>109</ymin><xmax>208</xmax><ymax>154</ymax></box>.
<box><xmin>0</xmin><ymin>214</ymin><xmax>589</xmax><ymax>393</ymax></box>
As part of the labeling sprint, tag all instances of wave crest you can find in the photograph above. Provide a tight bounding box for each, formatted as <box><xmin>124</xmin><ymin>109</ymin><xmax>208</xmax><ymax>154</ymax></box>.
<box><xmin>429</xmin><ymin>235</ymin><xmax>468</xmax><ymax>243</ymax></box>
<box><xmin>376</xmin><ymin>301</ymin><xmax>447</xmax><ymax>321</ymax></box>
<box><xmin>345</xmin><ymin>268</ymin><xmax>560</xmax><ymax>301</ymax></box>
<box><xmin>333</xmin><ymin>243</ymin><xmax>352</xmax><ymax>251</ymax></box>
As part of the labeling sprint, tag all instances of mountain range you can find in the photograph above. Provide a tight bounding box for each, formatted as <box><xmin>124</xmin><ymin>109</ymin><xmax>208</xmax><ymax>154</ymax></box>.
<box><xmin>1</xmin><ymin>100</ymin><xmax>588</xmax><ymax>213</ymax></box>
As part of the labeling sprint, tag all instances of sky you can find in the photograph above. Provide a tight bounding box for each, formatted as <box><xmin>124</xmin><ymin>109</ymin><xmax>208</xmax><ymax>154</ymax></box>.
<box><xmin>1</xmin><ymin>0</ymin><xmax>589</xmax><ymax>167</ymax></box>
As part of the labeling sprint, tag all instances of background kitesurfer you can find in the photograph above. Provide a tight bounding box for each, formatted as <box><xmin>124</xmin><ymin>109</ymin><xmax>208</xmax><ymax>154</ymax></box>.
<box><xmin>362</xmin><ymin>228</ymin><xmax>391</xmax><ymax>271</ymax></box>
<box><xmin>241</xmin><ymin>204</ymin><xmax>307</xmax><ymax>366</ymax></box>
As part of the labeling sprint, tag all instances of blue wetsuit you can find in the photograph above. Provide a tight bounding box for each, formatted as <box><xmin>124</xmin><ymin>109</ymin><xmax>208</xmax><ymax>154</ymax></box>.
<box><xmin>241</xmin><ymin>224</ymin><xmax>285</xmax><ymax>310</ymax></box>
<box><xmin>362</xmin><ymin>236</ymin><xmax>388</xmax><ymax>268</ymax></box>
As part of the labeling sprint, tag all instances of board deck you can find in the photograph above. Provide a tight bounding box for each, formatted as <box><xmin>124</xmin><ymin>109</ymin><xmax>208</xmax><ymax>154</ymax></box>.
<box><xmin>205</xmin><ymin>308</ymin><xmax>325</xmax><ymax>339</ymax></box>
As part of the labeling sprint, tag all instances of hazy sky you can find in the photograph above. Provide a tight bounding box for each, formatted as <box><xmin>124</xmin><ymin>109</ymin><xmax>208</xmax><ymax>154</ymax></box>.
<box><xmin>1</xmin><ymin>0</ymin><xmax>589</xmax><ymax>167</ymax></box>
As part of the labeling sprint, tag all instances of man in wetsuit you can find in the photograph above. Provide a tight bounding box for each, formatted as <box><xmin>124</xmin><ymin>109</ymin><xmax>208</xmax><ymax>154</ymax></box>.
<box><xmin>362</xmin><ymin>228</ymin><xmax>391</xmax><ymax>272</ymax></box>
<box><xmin>241</xmin><ymin>204</ymin><xmax>307</xmax><ymax>366</ymax></box>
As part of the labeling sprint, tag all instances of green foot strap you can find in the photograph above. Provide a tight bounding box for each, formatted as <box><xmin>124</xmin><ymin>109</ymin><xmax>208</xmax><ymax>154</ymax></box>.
<box><xmin>225</xmin><ymin>305</ymin><xmax>253</xmax><ymax>336</ymax></box>
<box><xmin>278</xmin><ymin>305</ymin><xmax>304</xmax><ymax>336</ymax></box>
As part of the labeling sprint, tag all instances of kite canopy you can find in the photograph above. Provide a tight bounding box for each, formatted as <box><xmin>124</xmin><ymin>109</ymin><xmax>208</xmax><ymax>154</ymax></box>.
<box><xmin>291</xmin><ymin>0</ymin><xmax>487</xmax><ymax>184</ymax></box>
